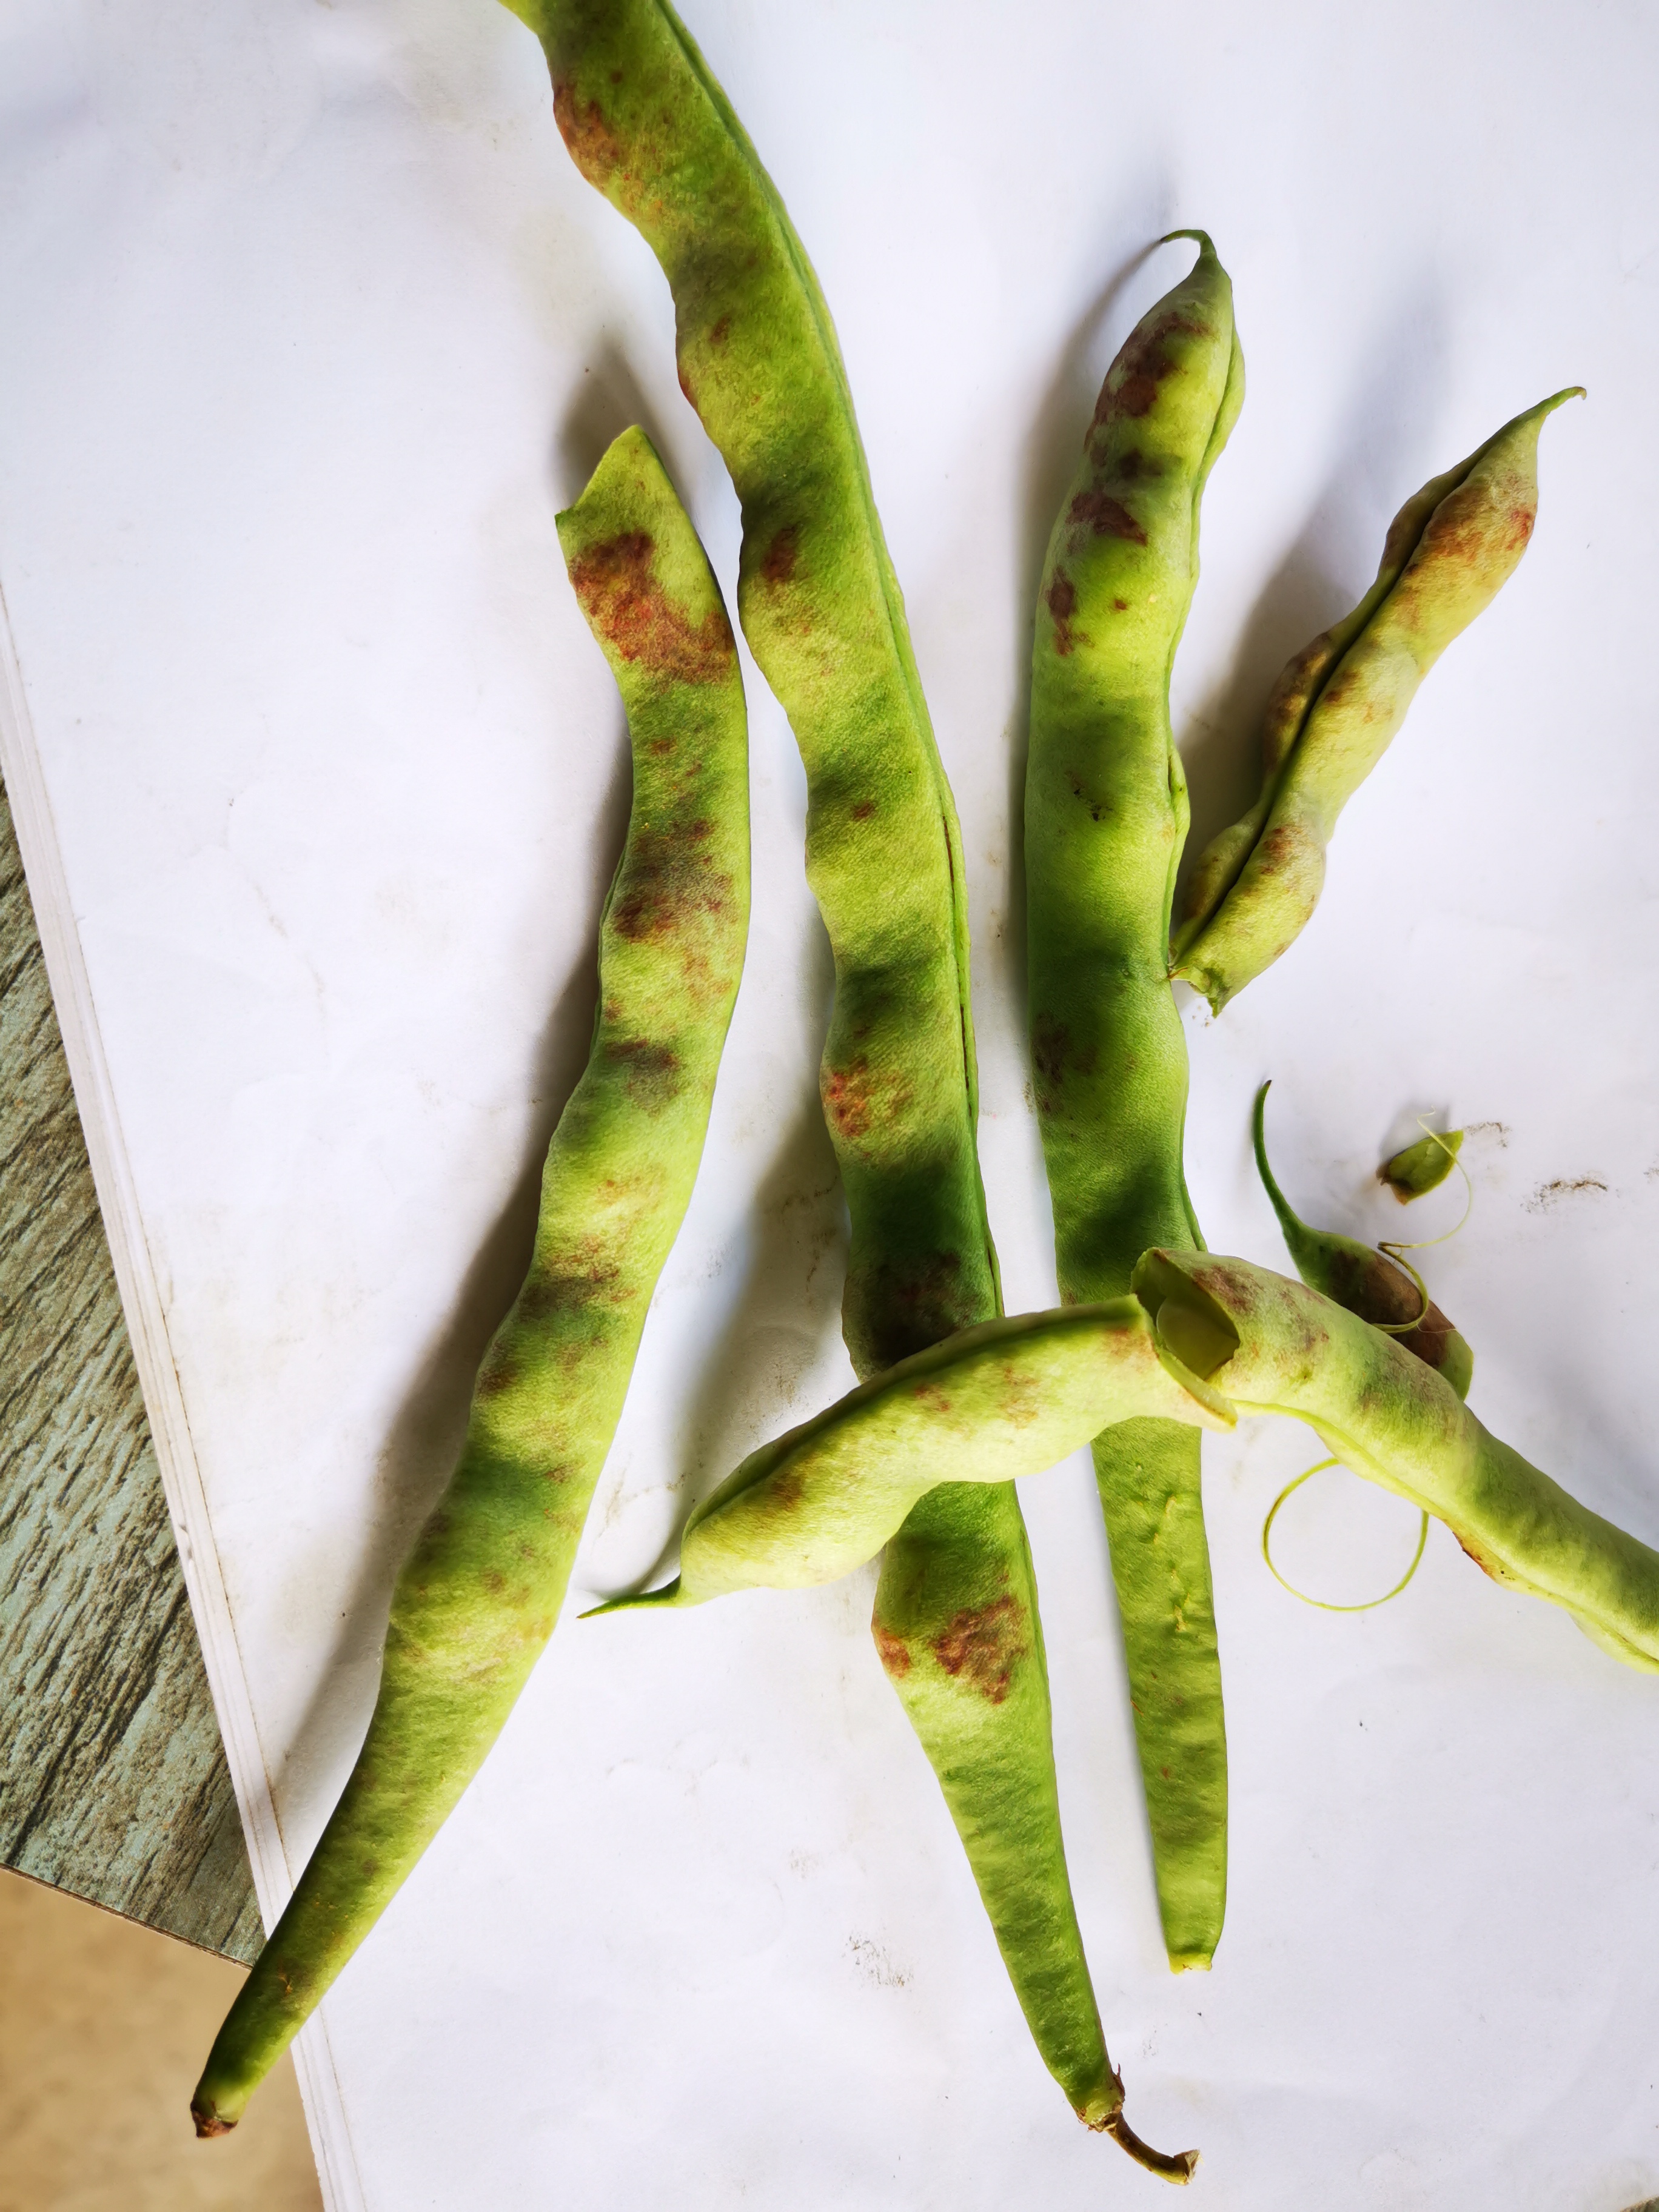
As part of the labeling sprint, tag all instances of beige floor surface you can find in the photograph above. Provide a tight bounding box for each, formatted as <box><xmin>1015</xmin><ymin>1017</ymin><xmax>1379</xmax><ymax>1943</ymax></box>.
<box><xmin>0</xmin><ymin>1867</ymin><xmax>323</xmax><ymax>2212</ymax></box>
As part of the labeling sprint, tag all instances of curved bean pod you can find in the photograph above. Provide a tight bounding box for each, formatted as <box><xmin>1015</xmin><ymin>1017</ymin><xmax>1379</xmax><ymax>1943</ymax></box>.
<box><xmin>1253</xmin><ymin>1082</ymin><xmax>1473</xmax><ymax>1399</ymax></box>
<box><xmin>513</xmin><ymin>0</ymin><xmax>1153</xmax><ymax>2155</ymax></box>
<box><xmin>598</xmin><ymin>1301</ymin><xmax>1230</xmax><ymax>1609</ymax></box>
<box><xmin>1173</xmin><ymin>387</ymin><xmax>1583</xmax><ymax>1011</ymax></box>
<box><xmin>1026</xmin><ymin>233</ymin><xmax>1242</xmax><ymax>1969</ymax></box>
<box><xmin>1134</xmin><ymin>1248</ymin><xmax>1659</xmax><ymax>1674</ymax></box>
<box><xmin>191</xmin><ymin>428</ymin><xmax>749</xmax><ymax>2136</ymax></box>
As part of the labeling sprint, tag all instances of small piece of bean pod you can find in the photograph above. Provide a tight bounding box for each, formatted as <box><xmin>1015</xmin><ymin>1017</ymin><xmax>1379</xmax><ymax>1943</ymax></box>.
<box><xmin>595</xmin><ymin>1301</ymin><xmax>1231</xmax><ymax>1611</ymax></box>
<box><xmin>1026</xmin><ymin>232</ymin><xmax>1242</xmax><ymax>1972</ymax></box>
<box><xmin>1381</xmin><ymin>1126</ymin><xmax>1464</xmax><ymax>1201</ymax></box>
<box><xmin>1173</xmin><ymin>388</ymin><xmax>1583</xmax><ymax>1012</ymax></box>
<box><xmin>1134</xmin><ymin>1250</ymin><xmax>1659</xmax><ymax>1674</ymax></box>
<box><xmin>1253</xmin><ymin>1082</ymin><xmax>1473</xmax><ymax>1399</ymax></box>
<box><xmin>190</xmin><ymin>428</ymin><xmax>748</xmax><ymax>2138</ymax></box>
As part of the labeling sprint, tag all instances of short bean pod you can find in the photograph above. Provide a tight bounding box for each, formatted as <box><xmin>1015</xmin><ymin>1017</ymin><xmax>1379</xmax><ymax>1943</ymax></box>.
<box><xmin>1253</xmin><ymin>1082</ymin><xmax>1473</xmax><ymax>1399</ymax></box>
<box><xmin>515</xmin><ymin>0</ymin><xmax>1147</xmax><ymax>2153</ymax></box>
<box><xmin>191</xmin><ymin>428</ymin><xmax>749</xmax><ymax>2136</ymax></box>
<box><xmin>1025</xmin><ymin>233</ymin><xmax>1242</xmax><ymax>1971</ymax></box>
<box><xmin>599</xmin><ymin>1302</ymin><xmax>1230</xmax><ymax>1610</ymax></box>
<box><xmin>1382</xmin><ymin>1126</ymin><xmax>1464</xmax><ymax>1202</ymax></box>
<box><xmin>1136</xmin><ymin>1250</ymin><xmax>1659</xmax><ymax>1674</ymax></box>
<box><xmin>1173</xmin><ymin>388</ymin><xmax>1583</xmax><ymax>1012</ymax></box>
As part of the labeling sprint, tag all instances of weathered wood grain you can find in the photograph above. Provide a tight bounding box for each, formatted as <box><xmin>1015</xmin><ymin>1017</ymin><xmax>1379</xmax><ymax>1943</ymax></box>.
<box><xmin>0</xmin><ymin>773</ymin><xmax>260</xmax><ymax>1962</ymax></box>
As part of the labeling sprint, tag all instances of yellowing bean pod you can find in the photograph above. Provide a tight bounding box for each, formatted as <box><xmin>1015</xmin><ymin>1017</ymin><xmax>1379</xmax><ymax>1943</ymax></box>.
<box><xmin>1173</xmin><ymin>388</ymin><xmax>1583</xmax><ymax>1011</ymax></box>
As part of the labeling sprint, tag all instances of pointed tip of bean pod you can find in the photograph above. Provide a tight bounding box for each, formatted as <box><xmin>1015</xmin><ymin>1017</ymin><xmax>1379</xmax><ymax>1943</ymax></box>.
<box><xmin>580</xmin><ymin>1577</ymin><xmax>683</xmax><ymax>1619</ymax></box>
<box><xmin>1158</xmin><ymin>226</ymin><xmax>1216</xmax><ymax>258</ymax></box>
<box><xmin>190</xmin><ymin>2098</ymin><xmax>237</xmax><ymax>2140</ymax></box>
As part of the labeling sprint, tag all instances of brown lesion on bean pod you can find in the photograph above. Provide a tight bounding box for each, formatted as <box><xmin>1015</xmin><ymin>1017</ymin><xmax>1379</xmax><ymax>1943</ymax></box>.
<box><xmin>603</xmin><ymin>1036</ymin><xmax>683</xmax><ymax>1110</ymax></box>
<box><xmin>610</xmin><ymin>825</ymin><xmax>734</xmax><ymax>951</ymax></box>
<box><xmin>822</xmin><ymin>1054</ymin><xmax>916</xmax><ymax>1148</ymax></box>
<box><xmin>551</xmin><ymin>82</ymin><xmax>628</xmax><ymax>198</ymax></box>
<box><xmin>1045</xmin><ymin>565</ymin><xmax>1084</xmax><ymax>655</ymax></box>
<box><xmin>1088</xmin><ymin>309</ymin><xmax>1210</xmax><ymax>437</ymax></box>
<box><xmin>1030</xmin><ymin>1012</ymin><xmax>1094</xmax><ymax>1118</ymax></box>
<box><xmin>566</xmin><ymin>531</ymin><xmax>736</xmax><ymax>685</ymax></box>
<box><xmin>930</xmin><ymin>1592</ymin><xmax>1030</xmax><ymax>1704</ymax></box>
<box><xmin>1418</xmin><ymin>481</ymin><xmax>1536</xmax><ymax>571</ymax></box>
<box><xmin>517</xmin><ymin>1244</ymin><xmax>627</xmax><ymax>1323</ymax></box>
<box><xmin>760</xmin><ymin>525</ymin><xmax>799</xmax><ymax>587</ymax></box>
<box><xmin>1065</xmin><ymin>488</ymin><xmax>1147</xmax><ymax>543</ymax></box>
<box><xmin>872</xmin><ymin>1621</ymin><xmax>914</xmax><ymax>1678</ymax></box>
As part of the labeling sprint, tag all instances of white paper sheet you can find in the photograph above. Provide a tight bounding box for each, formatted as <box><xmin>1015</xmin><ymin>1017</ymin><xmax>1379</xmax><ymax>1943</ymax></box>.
<box><xmin>4</xmin><ymin>2</ymin><xmax>1659</xmax><ymax>2205</ymax></box>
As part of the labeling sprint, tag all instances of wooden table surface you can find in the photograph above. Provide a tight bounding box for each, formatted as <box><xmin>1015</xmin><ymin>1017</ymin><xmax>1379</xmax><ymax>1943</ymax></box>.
<box><xmin>0</xmin><ymin>772</ymin><xmax>259</xmax><ymax>1962</ymax></box>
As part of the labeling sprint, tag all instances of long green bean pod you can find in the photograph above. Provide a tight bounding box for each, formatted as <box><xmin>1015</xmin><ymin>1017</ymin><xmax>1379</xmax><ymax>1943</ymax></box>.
<box><xmin>1173</xmin><ymin>387</ymin><xmax>1583</xmax><ymax>1011</ymax></box>
<box><xmin>509</xmin><ymin>0</ymin><xmax>1182</xmax><ymax>2165</ymax></box>
<box><xmin>1025</xmin><ymin>234</ymin><xmax>1242</xmax><ymax>1971</ymax></box>
<box><xmin>1134</xmin><ymin>1250</ymin><xmax>1659</xmax><ymax>1675</ymax></box>
<box><xmin>598</xmin><ymin>1301</ymin><xmax>1231</xmax><ymax>1607</ymax></box>
<box><xmin>191</xmin><ymin>428</ymin><xmax>749</xmax><ymax>2136</ymax></box>
<box><xmin>1253</xmin><ymin>1083</ymin><xmax>1473</xmax><ymax>1399</ymax></box>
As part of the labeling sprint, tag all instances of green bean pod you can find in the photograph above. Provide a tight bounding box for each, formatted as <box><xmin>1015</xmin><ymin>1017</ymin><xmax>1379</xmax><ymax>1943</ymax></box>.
<box><xmin>512</xmin><ymin>0</ymin><xmax>1168</xmax><ymax>2159</ymax></box>
<box><xmin>1134</xmin><ymin>1250</ymin><xmax>1659</xmax><ymax>1675</ymax></box>
<box><xmin>1025</xmin><ymin>233</ymin><xmax>1242</xmax><ymax>1970</ymax></box>
<box><xmin>599</xmin><ymin>1301</ymin><xmax>1230</xmax><ymax>1608</ymax></box>
<box><xmin>191</xmin><ymin>428</ymin><xmax>748</xmax><ymax>2136</ymax></box>
<box><xmin>1253</xmin><ymin>1083</ymin><xmax>1473</xmax><ymax>1399</ymax></box>
<box><xmin>514</xmin><ymin>0</ymin><xmax>991</xmax><ymax>1364</ymax></box>
<box><xmin>1173</xmin><ymin>388</ymin><xmax>1583</xmax><ymax>1012</ymax></box>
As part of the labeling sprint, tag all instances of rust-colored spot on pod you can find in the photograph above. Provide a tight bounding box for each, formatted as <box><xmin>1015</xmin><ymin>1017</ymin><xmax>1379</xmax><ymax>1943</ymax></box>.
<box><xmin>1046</xmin><ymin>566</ymin><xmax>1079</xmax><ymax>655</ymax></box>
<box><xmin>603</xmin><ymin>1036</ymin><xmax>683</xmax><ymax>1110</ymax></box>
<box><xmin>567</xmin><ymin>531</ymin><xmax>736</xmax><ymax>685</ymax></box>
<box><xmin>761</xmin><ymin>525</ymin><xmax>799</xmax><ymax>585</ymax></box>
<box><xmin>930</xmin><ymin>1593</ymin><xmax>1028</xmax><ymax>1703</ymax></box>
<box><xmin>873</xmin><ymin>1622</ymin><xmax>913</xmax><ymax>1678</ymax></box>
<box><xmin>1067</xmin><ymin>488</ymin><xmax>1148</xmax><ymax>543</ymax></box>
<box><xmin>822</xmin><ymin>1056</ymin><xmax>877</xmax><ymax>1141</ymax></box>
<box><xmin>551</xmin><ymin>84</ymin><xmax>625</xmax><ymax>189</ymax></box>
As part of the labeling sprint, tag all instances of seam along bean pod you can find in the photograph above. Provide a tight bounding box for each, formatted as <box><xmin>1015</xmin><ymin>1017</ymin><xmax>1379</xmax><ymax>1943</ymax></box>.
<box><xmin>191</xmin><ymin>427</ymin><xmax>749</xmax><ymax>2135</ymax></box>
<box><xmin>507</xmin><ymin>0</ymin><xmax>1194</xmax><ymax>2168</ymax></box>
<box><xmin>1172</xmin><ymin>387</ymin><xmax>1583</xmax><ymax>1012</ymax></box>
<box><xmin>1025</xmin><ymin>233</ymin><xmax>1242</xmax><ymax>1972</ymax></box>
